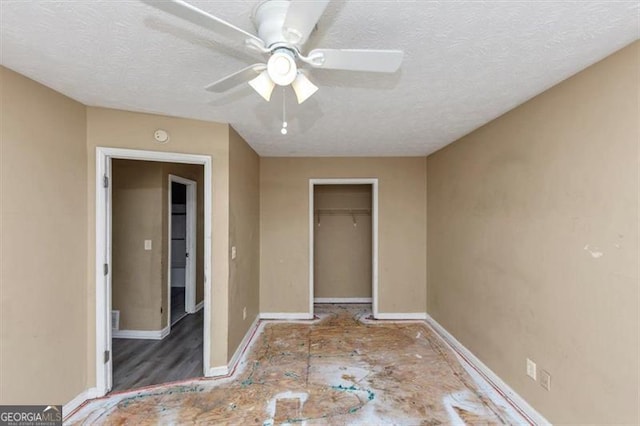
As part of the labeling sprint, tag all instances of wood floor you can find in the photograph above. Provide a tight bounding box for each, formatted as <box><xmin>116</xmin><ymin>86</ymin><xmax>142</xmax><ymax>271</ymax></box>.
<box><xmin>111</xmin><ymin>309</ymin><xmax>203</xmax><ymax>392</ymax></box>
<box><xmin>170</xmin><ymin>286</ymin><xmax>186</xmax><ymax>325</ymax></box>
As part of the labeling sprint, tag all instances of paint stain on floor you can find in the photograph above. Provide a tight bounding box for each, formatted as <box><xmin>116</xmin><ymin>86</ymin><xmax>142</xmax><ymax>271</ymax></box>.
<box><xmin>67</xmin><ymin>305</ymin><xmax>527</xmax><ymax>425</ymax></box>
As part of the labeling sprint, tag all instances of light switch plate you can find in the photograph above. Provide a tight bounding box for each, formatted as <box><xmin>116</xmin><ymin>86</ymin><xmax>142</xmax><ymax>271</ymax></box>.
<box><xmin>144</xmin><ymin>240</ymin><xmax>152</xmax><ymax>251</ymax></box>
<box><xmin>231</xmin><ymin>246</ymin><xmax>237</xmax><ymax>260</ymax></box>
<box><xmin>526</xmin><ymin>358</ymin><xmax>537</xmax><ymax>381</ymax></box>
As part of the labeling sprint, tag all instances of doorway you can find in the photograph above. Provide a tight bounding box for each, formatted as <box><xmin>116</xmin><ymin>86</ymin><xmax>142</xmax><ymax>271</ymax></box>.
<box><xmin>107</xmin><ymin>160</ymin><xmax>204</xmax><ymax>392</ymax></box>
<box><xmin>95</xmin><ymin>148</ymin><xmax>212</xmax><ymax>397</ymax></box>
<box><xmin>309</xmin><ymin>179</ymin><xmax>379</xmax><ymax>318</ymax></box>
<box><xmin>168</xmin><ymin>175</ymin><xmax>197</xmax><ymax>326</ymax></box>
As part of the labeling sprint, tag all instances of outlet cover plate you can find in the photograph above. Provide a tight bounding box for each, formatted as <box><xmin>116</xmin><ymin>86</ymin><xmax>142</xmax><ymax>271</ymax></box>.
<box><xmin>540</xmin><ymin>369</ymin><xmax>551</xmax><ymax>390</ymax></box>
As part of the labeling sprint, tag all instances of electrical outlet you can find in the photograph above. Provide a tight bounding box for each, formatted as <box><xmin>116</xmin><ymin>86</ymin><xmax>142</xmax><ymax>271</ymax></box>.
<box><xmin>242</xmin><ymin>307</ymin><xmax>247</xmax><ymax>320</ymax></box>
<box><xmin>526</xmin><ymin>358</ymin><xmax>537</xmax><ymax>381</ymax></box>
<box><xmin>540</xmin><ymin>369</ymin><xmax>551</xmax><ymax>391</ymax></box>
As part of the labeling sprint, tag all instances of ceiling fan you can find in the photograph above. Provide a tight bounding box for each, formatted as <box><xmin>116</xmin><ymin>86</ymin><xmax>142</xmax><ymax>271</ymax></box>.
<box><xmin>143</xmin><ymin>0</ymin><xmax>404</xmax><ymax>104</ymax></box>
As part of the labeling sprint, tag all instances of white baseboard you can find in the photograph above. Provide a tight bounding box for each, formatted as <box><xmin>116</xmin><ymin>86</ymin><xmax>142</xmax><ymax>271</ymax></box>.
<box><xmin>424</xmin><ymin>314</ymin><xmax>550</xmax><ymax>426</ymax></box>
<box><xmin>63</xmin><ymin>387</ymin><xmax>99</xmax><ymax>418</ymax></box>
<box><xmin>112</xmin><ymin>325</ymin><xmax>170</xmax><ymax>340</ymax></box>
<box><xmin>207</xmin><ymin>365</ymin><xmax>229</xmax><ymax>376</ymax></box>
<box><xmin>375</xmin><ymin>312</ymin><xmax>427</xmax><ymax>320</ymax></box>
<box><xmin>314</xmin><ymin>297</ymin><xmax>372</xmax><ymax>304</ymax></box>
<box><xmin>259</xmin><ymin>312</ymin><xmax>314</xmax><ymax>320</ymax></box>
<box><xmin>194</xmin><ymin>301</ymin><xmax>204</xmax><ymax>312</ymax></box>
<box><xmin>227</xmin><ymin>315</ymin><xmax>260</xmax><ymax>374</ymax></box>
<box><xmin>206</xmin><ymin>315</ymin><xmax>261</xmax><ymax>378</ymax></box>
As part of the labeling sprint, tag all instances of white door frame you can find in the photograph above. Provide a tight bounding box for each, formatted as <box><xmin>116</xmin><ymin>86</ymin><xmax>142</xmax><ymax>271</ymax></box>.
<box><xmin>308</xmin><ymin>178</ymin><xmax>379</xmax><ymax>318</ymax></box>
<box><xmin>95</xmin><ymin>147</ymin><xmax>212</xmax><ymax>397</ymax></box>
<box><xmin>168</xmin><ymin>175</ymin><xmax>197</xmax><ymax>323</ymax></box>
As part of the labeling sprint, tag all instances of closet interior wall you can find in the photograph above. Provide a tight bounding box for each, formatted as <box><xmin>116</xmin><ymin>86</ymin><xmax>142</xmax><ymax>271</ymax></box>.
<box><xmin>314</xmin><ymin>185</ymin><xmax>372</xmax><ymax>300</ymax></box>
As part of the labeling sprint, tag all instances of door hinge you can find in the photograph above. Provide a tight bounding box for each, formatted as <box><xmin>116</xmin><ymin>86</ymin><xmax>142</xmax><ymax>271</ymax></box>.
<box><xmin>104</xmin><ymin>350</ymin><xmax>110</xmax><ymax>363</ymax></box>
<box><xmin>103</xmin><ymin>263</ymin><xmax>109</xmax><ymax>276</ymax></box>
<box><xmin>103</xmin><ymin>175</ymin><xmax>109</xmax><ymax>188</ymax></box>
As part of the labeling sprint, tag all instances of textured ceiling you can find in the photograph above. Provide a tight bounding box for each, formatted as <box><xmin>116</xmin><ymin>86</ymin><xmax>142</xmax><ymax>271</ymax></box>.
<box><xmin>1</xmin><ymin>1</ymin><xmax>638</xmax><ymax>156</ymax></box>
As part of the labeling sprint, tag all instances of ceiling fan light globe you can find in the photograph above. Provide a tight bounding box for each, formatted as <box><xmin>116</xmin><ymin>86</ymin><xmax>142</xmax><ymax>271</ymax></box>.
<box><xmin>273</xmin><ymin>56</ymin><xmax>291</xmax><ymax>75</ymax></box>
<box><xmin>248</xmin><ymin>70</ymin><xmax>275</xmax><ymax>101</ymax></box>
<box><xmin>267</xmin><ymin>50</ymin><xmax>297</xmax><ymax>86</ymax></box>
<box><xmin>291</xmin><ymin>72</ymin><xmax>319</xmax><ymax>104</ymax></box>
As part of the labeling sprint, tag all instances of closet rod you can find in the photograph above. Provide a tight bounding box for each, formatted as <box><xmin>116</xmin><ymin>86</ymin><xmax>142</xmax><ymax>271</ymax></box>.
<box><xmin>314</xmin><ymin>208</ymin><xmax>371</xmax><ymax>215</ymax></box>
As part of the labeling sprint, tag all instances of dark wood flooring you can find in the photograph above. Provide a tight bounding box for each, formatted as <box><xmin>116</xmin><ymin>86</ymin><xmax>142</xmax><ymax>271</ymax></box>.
<box><xmin>111</xmin><ymin>309</ymin><xmax>203</xmax><ymax>392</ymax></box>
<box><xmin>171</xmin><ymin>286</ymin><xmax>186</xmax><ymax>325</ymax></box>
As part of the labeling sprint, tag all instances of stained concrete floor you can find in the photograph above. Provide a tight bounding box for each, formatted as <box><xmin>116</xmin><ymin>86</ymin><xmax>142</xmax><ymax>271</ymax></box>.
<box><xmin>67</xmin><ymin>304</ymin><xmax>528</xmax><ymax>425</ymax></box>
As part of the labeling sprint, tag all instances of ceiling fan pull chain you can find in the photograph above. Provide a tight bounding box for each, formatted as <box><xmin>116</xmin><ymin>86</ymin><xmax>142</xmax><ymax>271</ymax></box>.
<box><xmin>281</xmin><ymin>88</ymin><xmax>288</xmax><ymax>135</ymax></box>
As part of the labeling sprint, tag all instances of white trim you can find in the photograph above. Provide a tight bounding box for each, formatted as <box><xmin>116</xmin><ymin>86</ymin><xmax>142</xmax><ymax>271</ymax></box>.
<box><xmin>168</xmin><ymin>174</ymin><xmax>198</xmax><ymax>327</ymax></box>
<box><xmin>194</xmin><ymin>300</ymin><xmax>204</xmax><ymax>312</ymax></box>
<box><xmin>207</xmin><ymin>365</ymin><xmax>229</xmax><ymax>376</ymax></box>
<box><xmin>259</xmin><ymin>312</ymin><xmax>314</xmax><ymax>320</ymax></box>
<box><xmin>375</xmin><ymin>312</ymin><xmax>428</xmax><ymax>320</ymax></box>
<box><xmin>112</xmin><ymin>325</ymin><xmax>170</xmax><ymax>340</ymax></box>
<box><xmin>227</xmin><ymin>315</ymin><xmax>260</xmax><ymax>374</ymax></box>
<box><xmin>63</xmin><ymin>387</ymin><xmax>99</xmax><ymax>418</ymax></box>
<box><xmin>95</xmin><ymin>147</ymin><xmax>213</xmax><ymax>397</ymax></box>
<box><xmin>206</xmin><ymin>315</ymin><xmax>261</xmax><ymax>377</ymax></box>
<box><xmin>87</xmin><ymin>387</ymin><xmax>100</xmax><ymax>398</ymax></box>
<box><xmin>309</xmin><ymin>178</ymin><xmax>379</xmax><ymax>319</ymax></box>
<box><xmin>314</xmin><ymin>297</ymin><xmax>372</xmax><ymax>304</ymax></box>
<box><xmin>95</xmin><ymin>149</ymin><xmax>112</xmax><ymax>394</ymax></box>
<box><xmin>424</xmin><ymin>314</ymin><xmax>551</xmax><ymax>426</ymax></box>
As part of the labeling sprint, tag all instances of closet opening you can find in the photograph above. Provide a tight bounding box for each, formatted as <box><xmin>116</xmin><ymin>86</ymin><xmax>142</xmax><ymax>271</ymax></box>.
<box><xmin>309</xmin><ymin>179</ymin><xmax>379</xmax><ymax>317</ymax></box>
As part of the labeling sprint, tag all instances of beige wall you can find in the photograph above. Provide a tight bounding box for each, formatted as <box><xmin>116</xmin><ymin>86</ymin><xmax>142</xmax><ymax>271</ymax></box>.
<box><xmin>228</xmin><ymin>128</ymin><xmax>260</xmax><ymax>361</ymax></box>
<box><xmin>111</xmin><ymin>160</ymin><xmax>204</xmax><ymax>331</ymax></box>
<box><xmin>0</xmin><ymin>67</ymin><xmax>88</xmax><ymax>404</ymax></box>
<box><xmin>260</xmin><ymin>158</ymin><xmax>427</xmax><ymax>314</ymax></box>
<box><xmin>427</xmin><ymin>41</ymin><xmax>639</xmax><ymax>423</ymax></box>
<box><xmin>86</xmin><ymin>107</ymin><xmax>231</xmax><ymax>375</ymax></box>
<box><xmin>314</xmin><ymin>185</ymin><xmax>372</xmax><ymax>298</ymax></box>
<box><xmin>112</xmin><ymin>160</ymin><xmax>165</xmax><ymax>330</ymax></box>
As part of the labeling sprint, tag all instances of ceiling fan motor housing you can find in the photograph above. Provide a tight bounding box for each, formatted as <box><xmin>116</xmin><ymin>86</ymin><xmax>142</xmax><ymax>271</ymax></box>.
<box><xmin>253</xmin><ymin>0</ymin><xmax>301</xmax><ymax>47</ymax></box>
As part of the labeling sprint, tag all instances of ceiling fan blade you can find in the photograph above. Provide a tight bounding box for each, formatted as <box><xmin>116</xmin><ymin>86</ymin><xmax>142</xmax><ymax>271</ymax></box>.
<box><xmin>307</xmin><ymin>49</ymin><xmax>404</xmax><ymax>73</ymax></box>
<box><xmin>282</xmin><ymin>0</ymin><xmax>330</xmax><ymax>45</ymax></box>
<box><xmin>205</xmin><ymin>64</ymin><xmax>267</xmax><ymax>92</ymax></box>
<box><xmin>142</xmin><ymin>0</ymin><xmax>265</xmax><ymax>48</ymax></box>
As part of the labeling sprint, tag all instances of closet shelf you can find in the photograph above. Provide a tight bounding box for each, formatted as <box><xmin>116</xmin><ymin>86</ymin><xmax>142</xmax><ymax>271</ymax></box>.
<box><xmin>314</xmin><ymin>208</ymin><xmax>371</xmax><ymax>215</ymax></box>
